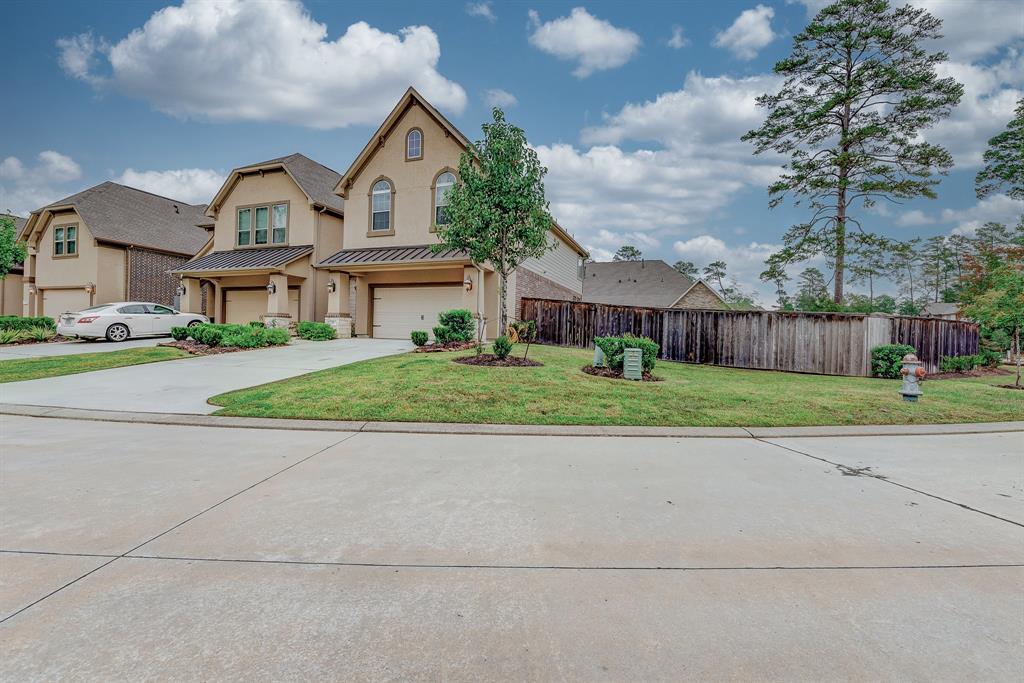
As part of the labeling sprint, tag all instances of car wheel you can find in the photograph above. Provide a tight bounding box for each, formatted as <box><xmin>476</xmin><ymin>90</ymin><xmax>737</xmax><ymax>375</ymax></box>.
<box><xmin>187</xmin><ymin>320</ymin><xmax>203</xmax><ymax>327</ymax></box>
<box><xmin>105</xmin><ymin>323</ymin><xmax>130</xmax><ymax>342</ymax></box>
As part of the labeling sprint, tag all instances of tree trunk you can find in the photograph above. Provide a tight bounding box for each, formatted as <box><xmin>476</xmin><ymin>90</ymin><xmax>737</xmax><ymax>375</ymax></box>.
<box><xmin>498</xmin><ymin>270</ymin><xmax>508</xmax><ymax>337</ymax></box>
<box><xmin>834</xmin><ymin>211</ymin><xmax>846</xmax><ymax>304</ymax></box>
<box><xmin>1015</xmin><ymin>326</ymin><xmax>1021</xmax><ymax>388</ymax></box>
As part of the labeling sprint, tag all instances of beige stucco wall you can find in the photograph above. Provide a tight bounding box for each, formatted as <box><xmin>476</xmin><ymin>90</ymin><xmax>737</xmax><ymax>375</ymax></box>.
<box><xmin>0</xmin><ymin>272</ymin><xmax>23</xmax><ymax>315</ymax></box>
<box><xmin>343</xmin><ymin>103</ymin><xmax>465</xmax><ymax>251</ymax></box>
<box><xmin>34</xmin><ymin>209</ymin><xmax>99</xmax><ymax>289</ymax></box>
<box><xmin>97</xmin><ymin>245</ymin><xmax>127</xmax><ymax>304</ymax></box>
<box><xmin>211</xmin><ymin>170</ymin><xmax>315</xmax><ymax>251</ymax></box>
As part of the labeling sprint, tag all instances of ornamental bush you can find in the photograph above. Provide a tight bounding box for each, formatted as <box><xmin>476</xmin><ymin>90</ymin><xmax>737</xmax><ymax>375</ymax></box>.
<box><xmin>593</xmin><ymin>334</ymin><xmax>659</xmax><ymax>372</ymax></box>
<box><xmin>939</xmin><ymin>354</ymin><xmax>980</xmax><ymax>373</ymax></box>
<box><xmin>296</xmin><ymin>321</ymin><xmax>335</xmax><ymax>341</ymax></box>
<box><xmin>248</xmin><ymin>320</ymin><xmax>265</xmax><ymax>328</ymax></box>
<box><xmin>437</xmin><ymin>309</ymin><xmax>474</xmax><ymax>342</ymax></box>
<box><xmin>0</xmin><ymin>316</ymin><xmax>55</xmax><ymax>332</ymax></box>
<box><xmin>870</xmin><ymin>344</ymin><xmax>916</xmax><ymax>379</ymax></box>
<box><xmin>410</xmin><ymin>330</ymin><xmax>428</xmax><ymax>346</ymax></box>
<box><xmin>220</xmin><ymin>324</ymin><xmax>291</xmax><ymax>348</ymax></box>
<box><xmin>492</xmin><ymin>335</ymin><xmax>512</xmax><ymax>359</ymax></box>
<box><xmin>170</xmin><ymin>326</ymin><xmax>189</xmax><ymax>341</ymax></box>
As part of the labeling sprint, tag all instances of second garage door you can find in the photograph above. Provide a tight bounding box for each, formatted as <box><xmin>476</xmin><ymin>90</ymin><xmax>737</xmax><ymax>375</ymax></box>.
<box><xmin>224</xmin><ymin>288</ymin><xmax>299</xmax><ymax>325</ymax></box>
<box><xmin>372</xmin><ymin>285</ymin><xmax>464</xmax><ymax>339</ymax></box>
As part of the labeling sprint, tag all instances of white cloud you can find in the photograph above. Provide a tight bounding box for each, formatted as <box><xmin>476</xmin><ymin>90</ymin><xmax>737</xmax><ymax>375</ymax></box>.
<box><xmin>0</xmin><ymin>151</ymin><xmax>83</xmax><ymax>216</ymax></box>
<box><xmin>466</xmin><ymin>2</ymin><xmax>496</xmax><ymax>23</ymax></box>
<box><xmin>115</xmin><ymin>168</ymin><xmax>224</xmax><ymax>205</ymax></box>
<box><xmin>942</xmin><ymin>195</ymin><xmax>1024</xmax><ymax>236</ymax></box>
<box><xmin>894</xmin><ymin>209</ymin><xmax>935</xmax><ymax>227</ymax></box>
<box><xmin>713</xmin><ymin>5</ymin><xmax>776</xmax><ymax>60</ymax></box>
<box><xmin>57</xmin><ymin>0</ymin><xmax>467</xmax><ymax>129</ymax></box>
<box><xmin>483</xmin><ymin>88</ymin><xmax>518</xmax><ymax>108</ymax></box>
<box><xmin>527</xmin><ymin>7</ymin><xmax>641</xmax><ymax>78</ymax></box>
<box><xmin>672</xmin><ymin>235</ymin><xmax>784</xmax><ymax>305</ymax></box>
<box><xmin>667</xmin><ymin>26</ymin><xmax>688</xmax><ymax>49</ymax></box>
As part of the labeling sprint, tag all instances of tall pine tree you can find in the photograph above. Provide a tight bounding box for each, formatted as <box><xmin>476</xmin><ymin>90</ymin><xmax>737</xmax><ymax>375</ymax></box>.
<box><xmin>743</xmin><ymin>0</ymin><xmax>962</xmax><ymax>303</ymax></box>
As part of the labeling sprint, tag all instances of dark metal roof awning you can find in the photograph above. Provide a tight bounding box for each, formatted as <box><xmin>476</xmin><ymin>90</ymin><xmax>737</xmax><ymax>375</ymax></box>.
<box><xmin>317</xmin><ymin>244</ymin><xmax>469</xmax><ymax>268</ymax></box>
<box><xmin>170</xmin><ymin>244</ymin><xmax>314</xmax><ymax>273</ymax></box>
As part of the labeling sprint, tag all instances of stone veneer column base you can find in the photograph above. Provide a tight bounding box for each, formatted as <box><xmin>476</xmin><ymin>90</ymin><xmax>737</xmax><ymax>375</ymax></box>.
<box><xmin>324</xmin><ymin>315</ymin><xmax>353</xmax><ymax>338</ymax></box>
<box><xmin>261</xmin><ymin>313</ymin><xmax>292</xmax><ymax>330</ymax></box>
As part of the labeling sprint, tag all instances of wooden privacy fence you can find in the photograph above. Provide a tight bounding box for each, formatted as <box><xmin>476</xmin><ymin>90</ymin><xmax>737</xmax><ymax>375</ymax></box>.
<box><xmin>520</xmin><ymin>298</ymin><xmax>979</xmax><ymax>377</ymax></box>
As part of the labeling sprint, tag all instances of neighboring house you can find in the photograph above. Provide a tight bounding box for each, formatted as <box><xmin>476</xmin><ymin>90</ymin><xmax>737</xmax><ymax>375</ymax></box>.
<box><xmin>174</xmin><ymin>87</ymin><xmax>588</xmax><ymax>339</ymax></box>
<box><xmin>582</xmin><ymin>260</ymin><xmax>728</xmax><ymax>310</ymax></box>
<box><xmin>18</xmin><ymin>182</ymin><xmax>208</xmax><ymax>318</ymax></box>
<box><xmin>170</xmin><ymin>153</ymin><xmax>346</xmax><ymax>327</ymax></box>
<box><xmin>922</xmin><ymin>301</ymin><xmax>962</xmax><ymax>320</ymax></box>
<box><xmin>1</xmin><ymin>214</ymin><xmax>26</xmax><ymax>316</ymax></box>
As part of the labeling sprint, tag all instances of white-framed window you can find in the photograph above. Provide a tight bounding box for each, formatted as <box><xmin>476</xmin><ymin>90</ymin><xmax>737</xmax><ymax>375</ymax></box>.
<box><xmin>372</xmin><ymin>180</ymin><xmax>392</xmax><ymax>231</ymax></box>
<box><xmin>434</xmin><ymin>171</ymin><xmax>455</xmax><ymax>226</ymax></box>
<box><xmin>237</xmin><ymin>203</ymin><xmax>287</xmax><ymax>246</ymax></box>
<box><xmin>54</xmin><ymin>224</ymin><xmax>77</xmax><ymax>256</ymax></box>
<box><xmin>237</xmin><ymin>208</ymin><xmax>251</xmax><ymax>246</ymax></box>
<box><xmin>406</xmin><ymin>129</ymin><xmax>422</xmax><ymax>160</ymax></box>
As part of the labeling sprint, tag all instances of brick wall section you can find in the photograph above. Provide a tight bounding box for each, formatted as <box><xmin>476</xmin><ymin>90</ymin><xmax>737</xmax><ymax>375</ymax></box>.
<box><xmin>673</xmin><ymin>281</ymin><xmax>728</xmax><ymax>310</ymax></box>
<box><xmin>129</xmin><ymin>248</ymin><xmax>191</xmax><ymax>306</ymax></box>
<box><xmin>515</xmin><ymin>266</ymin><xmax>581</xmax><ymax>320</ymax></box>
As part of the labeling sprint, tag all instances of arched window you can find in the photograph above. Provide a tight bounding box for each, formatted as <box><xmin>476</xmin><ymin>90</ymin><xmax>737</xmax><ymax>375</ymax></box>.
<box><xmin>433</xmin><ymin>171</ymin><xmax>456</xmax><ymax>226</ymax></box>
<box><xmin>406</xmin><ymin>129</ymin><xmax>422</xmax><ymax>160</ymax></box>
<box><xmin>371</xmin><ymin>179</ymin><xmax>392</xmax><ymax>231</ymax></box>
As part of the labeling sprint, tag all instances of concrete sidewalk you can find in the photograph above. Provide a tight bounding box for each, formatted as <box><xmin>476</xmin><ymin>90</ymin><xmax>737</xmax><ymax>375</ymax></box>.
<box><xmin>0</xmin><ymin>338</ymin><xmax>412</xmax><ymax>414</ymax></box>
<box><xmin>1</xmin><ymin>415</ymin><xmax>1021</xmax><ymax>680</ymax></box>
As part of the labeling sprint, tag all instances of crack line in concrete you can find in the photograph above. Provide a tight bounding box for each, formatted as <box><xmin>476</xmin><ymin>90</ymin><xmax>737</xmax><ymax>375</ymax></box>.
<box><xmin>0</xmin><ymin>431</ymin><xmax>362</xmax><ymax>624</ymax></box>
<box><xmin>752</xmin><ymin>436</ymin><xmax>1024</xmax><ymax>529</ymax></box>
<box><xmin>2</xmin><ymin>549</ymin><xmax>1021</xmax><ymax>573</ymax></box>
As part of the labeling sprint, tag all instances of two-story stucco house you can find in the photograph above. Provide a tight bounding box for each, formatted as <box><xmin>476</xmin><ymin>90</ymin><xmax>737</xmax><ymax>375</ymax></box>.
<box><xmin>173</xmin><ymin>88</ymin><xmax>588</xmax><ymax>339</ymax></box>
<box><xmin>18</xmin><ymin>182</ymin><xmax>208</xmax><ymax>318</ymax></box>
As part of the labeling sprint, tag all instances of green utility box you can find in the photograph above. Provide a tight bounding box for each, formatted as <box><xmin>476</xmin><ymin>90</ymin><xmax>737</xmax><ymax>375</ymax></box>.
<box><xmin>623</xmin><ymin>347</ymin><xmax>643</xmax><ymax>380</ymax></box>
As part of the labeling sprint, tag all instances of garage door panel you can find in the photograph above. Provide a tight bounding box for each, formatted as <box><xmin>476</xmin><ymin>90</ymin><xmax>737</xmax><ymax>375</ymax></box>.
<box><xmin>372</xmin><ymin>286</ymin><xmax>463</xmax><ymax>340</ymax></box>
<box><xmin>42</xmin><ymin>290</ymin><xmax>90</xmax><ymax>319</ymax></box>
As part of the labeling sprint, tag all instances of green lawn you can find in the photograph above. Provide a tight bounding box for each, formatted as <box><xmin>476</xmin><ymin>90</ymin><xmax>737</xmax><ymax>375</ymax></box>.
<box><xmin>210</xmin><ymin>345</ymin><xmax>1024</xmax><ymax>427</ymax></box>
<box><xmin>0</xmin><ymin>347</ymin><xmax>192</xmax><ymax>383</ymax></box>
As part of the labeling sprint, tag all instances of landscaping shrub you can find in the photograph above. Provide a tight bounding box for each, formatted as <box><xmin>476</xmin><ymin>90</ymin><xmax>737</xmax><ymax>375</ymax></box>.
<box><xmin>170</xmin><ymin>326</ymin><xmax>189</xmax><ymax>341</ymax></box>
<box><xmin>296</xmin><ymin>321</ymin><xmax>335</xmax><ymax>341</ymax></box>
<box><xmin>0</xmin><ymin>316</ymin><xmax>55</xmax><ymax>332</ymax></box>
<box><xmin>411</xmin><ymin>330</ymin><xmax>428</xmax><ymax>346</ymax></box>
<box><xmin>201</xmin><ymin>327</ymin><xmax>223</xmax><ymax>347</ymax></box>
<box><xmin>871</xmin><ymin>344</ymin><xmax>916</xmax><ymax>379</ymax></box>
<box><xmin>594</xmin><ymin>334</ymin><xmax>659</xmax><ymax>372</ymax></box>
<box><xmin>24</xmin><ymin>326</ymin><xmax>55</xmax><ymax>342</ymax></box>
<box><xmin>492</xmin><ymin>335</ymin><xmax>512</xmax><ymax>359</ymax></box>
<box><xmin>436</xmin><ymin>309</ymin><xmax>474</xmax><ymax>342</ymax></box>
<box><xmin>264</xmin><ymin>328</ymin><xmax>290</xmax><ymax>345</ymax></box>
<box><xmin>433</xmin><ymin>324</ymin><xmax>455</xmax><ymax>345</ymax></box>
<box><xmin>221</xmin><ymin>325</ymin><xmax>290</xmax><ymax>348</ymax></box>
<box><xmin>940</xmin><ymin>354</ymin><xmax>981</xmax><ymax>373</ymax></box>
<box><xmin>0</xmin><ymin>329</ymin><xmax>22</xmax><ymax>344</ymax></box>
<box><xmin>249</xmin><ymin>320</ymin><xmax>265</xmax><ymax>328</ymax></box>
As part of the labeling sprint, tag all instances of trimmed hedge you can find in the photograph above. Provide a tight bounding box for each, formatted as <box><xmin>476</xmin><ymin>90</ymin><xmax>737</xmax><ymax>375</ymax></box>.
<box><xmin>297</xmin><ymin>321</ymin><xmax>336</xmax><ymax>341</ymax></box>
<box><xmin>411</xmin><ymin>330</ymin><xmax>428</xmax><ymax>346</ymax></box>
<box><xmin>939</xmin><ymin>354</ymin><xmax>981</xmax><ymax>373</ymax></box>
<box><xmin>492</xmin><ymin>335</ymin><xmax>512</xmax><ymax>359</ymax></box>
<box><xmin>594</xmin><ymin>334</ymin><xmax>659</xmax><ymax>372</ymax></box>
<box><xmin>170</xmin><ymin>326</ymin><xmax>189</xmax><ymax>341</ymax></box>
<box><xmin>433</xmin><ymin>309</ymin><xmax>474</xmax><ymax>344</ymax></box>
<box><xmin>185</xmin><ymin>322</ymin><xmax>287</xmax><ymax>348</ymax></box>
<box><xmin>871</xmin><ymin>344</ymin><xmax>916</xmax><ymax>379</ymax></box>
<box><xmin>0</xmin><ymin>316</ymin><xmax>56</xmax><ymax>332</ymax></box>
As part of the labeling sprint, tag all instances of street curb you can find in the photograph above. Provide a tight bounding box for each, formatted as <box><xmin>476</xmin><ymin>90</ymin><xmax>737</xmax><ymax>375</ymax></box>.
<box><xmin>1</xmin><ymin>403</ymin><xmax>1022</xmax><ymax>438</ymax></box>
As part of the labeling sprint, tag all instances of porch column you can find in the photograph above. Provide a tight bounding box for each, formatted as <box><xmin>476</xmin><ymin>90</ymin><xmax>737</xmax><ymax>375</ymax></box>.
<box><xmin>263</xmin><ymin>273</ymin><xmax>291</xmax><ymax>329</ymax></box>
<box><xmin>22</xmin><ymin>248</ymin><xmax>37</xmax><ymax>317</ymax></box>
<box><xmin>180</xmin><ymin>277</ymin><xmax>203</xmax><ymax>314</ymax></box>
<box><xmin>324</xmin><ymin>271</ymin><xmax>352</xmax><ymax>338</ymax></box>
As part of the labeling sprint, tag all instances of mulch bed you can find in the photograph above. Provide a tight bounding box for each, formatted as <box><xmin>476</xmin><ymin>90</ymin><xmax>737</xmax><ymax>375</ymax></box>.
<box><xmin>455</xmin><ymin>354</ymin><xmax>543</xmax><ymax>367</ymax></box>
<box><xmin>415</xmin><ymin>341</ymin><xmax>477</xmax><ymax>353</ymax></box>
<box><xmin>158</xmin><ymin>340</ymin><xmax>249</xmax><ymax>356</ymax></box>
<box><xmin>927</xmin><ymin>367</ymin><xmax>1012</xmax><ymax>381</ymax></box>
<box><xmin>582</xmin><ymin>365</ymin><xmax>663</xmax><ymax>382</ymax></box>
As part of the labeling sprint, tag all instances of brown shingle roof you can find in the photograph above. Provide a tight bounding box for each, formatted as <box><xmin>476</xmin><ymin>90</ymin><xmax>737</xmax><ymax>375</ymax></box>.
<box><xmin>171</xmin><ymin>245</ymin><xmax>314</xmax><ymax>273</ymax></box>
<box><xmin>35</xmin><ymin>182</ymin><xmax>209</xmax><ymax>256</ymax></box>
<box><xmin>317</xmin><ymin>244</ymin><xmax>468</xmax><ymax>267</ymax></box>
<box><xmin>236</xmin><ymin>153</ymin><xmax>344</xmax><ymax>214</ymax></box>
<box><xmin>582</xmin><ymin>260</ymin><xmax>697</xmax><ymax>308</ymax></box>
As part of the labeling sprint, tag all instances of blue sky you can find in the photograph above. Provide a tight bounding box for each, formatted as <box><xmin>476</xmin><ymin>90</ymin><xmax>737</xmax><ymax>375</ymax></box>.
<box><xmin>2</xmin><ymin>0</ymin><xmax>1022</xmax><ymax>302</ymax></box>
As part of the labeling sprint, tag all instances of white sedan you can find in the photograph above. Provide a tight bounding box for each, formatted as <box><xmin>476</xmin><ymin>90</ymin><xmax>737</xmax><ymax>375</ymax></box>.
<box><xmin>56</xmin><ymin>302</ymin><xmax>209</xmax><ymax>342</ymax></box>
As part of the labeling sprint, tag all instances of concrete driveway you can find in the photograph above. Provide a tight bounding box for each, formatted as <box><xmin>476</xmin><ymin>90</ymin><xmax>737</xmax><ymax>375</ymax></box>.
<box><xmin>0</xmin><ymin>338</ymin><xmax>412</xmax><ymax>414</ymax></box>
<box><xmin>0</xmin><ymin>336</ymin><xmax>165</xmax><ymax>360</ymax></box>
<box><xmin>1</xmin><ymin>415</ymin><xmax>1021</xmax><ymax>680</ymax></box>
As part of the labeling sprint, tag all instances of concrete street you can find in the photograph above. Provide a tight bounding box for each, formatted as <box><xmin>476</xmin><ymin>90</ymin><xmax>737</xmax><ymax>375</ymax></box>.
<box><xmin>1</xmin><ymin>415</ymin><xmax>1021</xmax><ymax>680</ymax></box>
<box><xmin>0</xmin><ymin>338</ymin><xmax>412</xmax><ymax>414</ymax></box>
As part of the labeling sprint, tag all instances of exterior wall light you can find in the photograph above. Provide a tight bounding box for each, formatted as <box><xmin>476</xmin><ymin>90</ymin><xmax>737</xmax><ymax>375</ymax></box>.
<box><xmin>463</xmin><ymin>276</ymin><xmax>473</xmax><ymax>292</ymax></box>
<box><xmin>266</xmin><ymin>281</ymin><xmax>277</xmax><ymax>295</ymax></box>
<box><xmin>327</xmin><ymin>279</ymin><xmax>337</xmax><ymax>293</ymax></box>
<box><xmin>176</xmin><ymin>282</ymin><xmax>187</xmax><ymax>296</ymax></box>
<box><xmin>27</xmin><ymin>284</ymin><xmax>37</xmax><ymax>295</ymax></box>
<box><xmin>84</xmin><ymin>283</ymin><xmax>96</xmax><ymax>294</ymax></box>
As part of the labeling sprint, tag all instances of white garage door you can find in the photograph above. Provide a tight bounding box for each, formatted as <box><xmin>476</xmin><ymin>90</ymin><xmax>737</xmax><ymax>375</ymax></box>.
<box><xmin>41</xmin><ymin>289</ymin><xmax>90</xmax><ymax>319</ymax></box>
<box><xmin>372</xmin><ymin>286</ymin><xmax>464</xmax><ymax>339</ymax></box>
<box><xmin>224</xmin><ymin>288</ymin><xmax>299</xmax><ymax>325</ymax></box>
